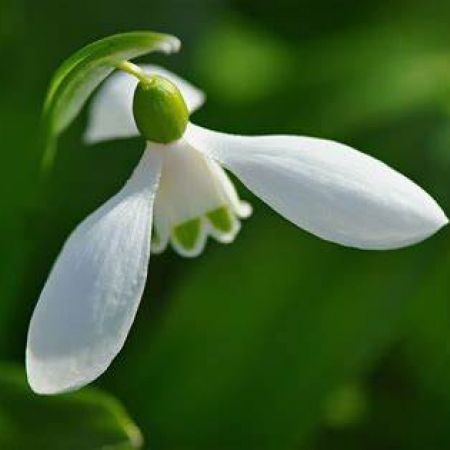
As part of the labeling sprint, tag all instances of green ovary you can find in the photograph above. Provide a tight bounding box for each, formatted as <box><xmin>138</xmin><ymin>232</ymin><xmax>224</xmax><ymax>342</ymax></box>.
<box><xmin>133</xmin><ymin>76</ymin><xmax>189</xmax><ymax>143</ymax></box>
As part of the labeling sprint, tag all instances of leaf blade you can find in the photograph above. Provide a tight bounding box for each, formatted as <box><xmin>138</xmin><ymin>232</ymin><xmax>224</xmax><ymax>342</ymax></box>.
<box><xmin>0</xmin><ymin>364</ymin><xmax>143</xmax><ymax>450</ymax></box>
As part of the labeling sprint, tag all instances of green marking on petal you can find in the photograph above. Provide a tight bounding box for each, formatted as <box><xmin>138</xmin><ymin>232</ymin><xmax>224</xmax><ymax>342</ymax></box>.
<box><xmin>207</xmin><ymin>206</ymin><xmax>234</xmax><ymax>233</ymax></box>
<box><xmin>172</xmin><ymin>218</ymin><xmax>202</xmax><ymax>250</ymax></box>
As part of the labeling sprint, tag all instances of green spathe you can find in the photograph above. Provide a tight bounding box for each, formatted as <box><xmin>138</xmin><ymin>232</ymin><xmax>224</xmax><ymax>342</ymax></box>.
<box><xmin>133</xmin><ymin>76</ymin><xmax>189</xmax><ymax>143</ymax></box>
<box><xmin>40</xmin><ymin>31</ymin><xmax>180</xmax><ymax>172</ymax></box>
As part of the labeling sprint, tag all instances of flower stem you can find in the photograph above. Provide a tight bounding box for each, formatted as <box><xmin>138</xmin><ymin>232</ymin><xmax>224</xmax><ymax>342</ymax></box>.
<box><xmin>115</xmin><ymin>61</ymin><xmax>153</xmax><ymax>84</ymax></box>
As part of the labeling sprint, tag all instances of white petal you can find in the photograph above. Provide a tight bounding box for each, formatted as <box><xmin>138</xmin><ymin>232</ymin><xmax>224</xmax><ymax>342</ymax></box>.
<box><xmin>208</xmin><ymin>162</ymin><xmax>253</xmax><ymax>220</ymax></box>
<box><xmin>84</xmin><ymin>65</ymin><xmax>205</xmax><ymax>144</ymax></box>
<box><xmin>26</xmin><ymin>145</ymin><xmax>163</xmax><ymax>394</ymax></box>
<box><xmin>186</xmin><ymin>123</ymin><xmax>448</xmax><ymax>250</ymax></box>
<box><xmin>153</xmin><ymin>139</ymin><xmax>248</xmax><ymax>257</ymax></box>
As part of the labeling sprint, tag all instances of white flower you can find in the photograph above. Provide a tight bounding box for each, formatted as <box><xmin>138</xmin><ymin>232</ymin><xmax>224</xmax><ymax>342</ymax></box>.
<box><xmin>26</xmin><ymin>64</ymin><xmax>448</xmax><ymax>395</ymax></box>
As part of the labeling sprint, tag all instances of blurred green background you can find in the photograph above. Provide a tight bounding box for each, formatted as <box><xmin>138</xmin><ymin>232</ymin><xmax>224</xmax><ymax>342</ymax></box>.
<box><xmin>1</xmin><ymin>0</ymin><xmax>450</xmax><ymax>448</ymax></box>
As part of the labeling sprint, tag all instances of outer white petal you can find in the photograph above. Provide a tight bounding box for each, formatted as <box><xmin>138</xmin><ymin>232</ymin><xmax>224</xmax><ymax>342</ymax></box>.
<box><xmin>84</xmin><ymin>64</ymin><xmax>205</xmax><ymax>144</ymax></box>
<box><xmin>26</xmin><ymin>146</ymin><xmax>163</xmax><ymax>394</ymax></box>
<box><xmin>186</xmin><ymin>123</ymin><xmax>448</xmax><ymax>250</ymax></box>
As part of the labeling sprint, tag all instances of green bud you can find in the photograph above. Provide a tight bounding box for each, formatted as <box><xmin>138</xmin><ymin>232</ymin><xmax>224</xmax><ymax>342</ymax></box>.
<box><xmin>133</xmin><ymin>75</ymin><xmax>189</xmax><ymax>143</ymax></box>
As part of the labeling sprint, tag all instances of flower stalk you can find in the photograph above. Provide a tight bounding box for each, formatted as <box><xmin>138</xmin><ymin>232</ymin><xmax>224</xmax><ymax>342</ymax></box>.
<box><xmin>115</xmin><ymin>60</ymin><xmax>153</xmax><ymax>84</ymax></box>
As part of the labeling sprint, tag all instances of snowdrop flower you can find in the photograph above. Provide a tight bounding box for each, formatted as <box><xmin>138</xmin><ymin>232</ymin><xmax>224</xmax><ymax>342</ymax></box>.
<box><xmin>27</xmin><ymin>61</ymin><xmax>448</xmax><ymax>395</ymax></box>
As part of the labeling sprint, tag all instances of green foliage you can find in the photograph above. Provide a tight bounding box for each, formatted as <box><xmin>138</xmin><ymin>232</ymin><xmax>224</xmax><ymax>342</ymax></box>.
<box><xmin>0</xmin><ymin>364</ymin><xmax>142</xmax><ymax>450</ymax></box>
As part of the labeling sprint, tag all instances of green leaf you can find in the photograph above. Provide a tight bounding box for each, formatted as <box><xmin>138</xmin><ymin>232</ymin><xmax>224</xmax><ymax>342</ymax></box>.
<box><xmin>41</xmin><ymin>31</ymin><xmax>180</xmax><ymax>172</ymax></box>
<box><xmin>0</xmin><ymin>364</ymin><xmax>143</xmax><ymax>450</ymax></box>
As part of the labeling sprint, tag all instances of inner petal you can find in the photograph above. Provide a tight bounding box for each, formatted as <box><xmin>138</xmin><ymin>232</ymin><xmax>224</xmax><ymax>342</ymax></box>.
<box><xmin>152</xmin><ymin>140</ymin><xmax>250</xmax><ymax>257</ymax></box>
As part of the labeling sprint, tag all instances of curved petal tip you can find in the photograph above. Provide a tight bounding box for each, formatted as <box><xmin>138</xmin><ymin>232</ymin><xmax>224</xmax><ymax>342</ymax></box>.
<box><xmin>26</xmin><ymin>149</ymin><xmax>162</xmax><ymax>395</ymax></box>
<box><xmin>186</xmin><ymin>124</ymin><xmax>448</xmax><ymax>250</ymax></box>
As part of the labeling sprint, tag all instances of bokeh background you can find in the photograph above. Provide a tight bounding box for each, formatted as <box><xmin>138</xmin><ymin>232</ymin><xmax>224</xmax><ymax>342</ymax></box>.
<box><xmin>1</xmin><ymin>0</ymin><xmax>450</xmax><ymax>448</ymax></box>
